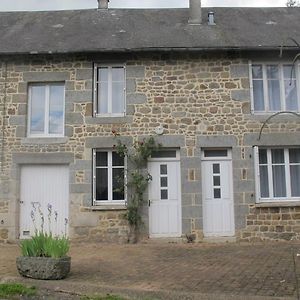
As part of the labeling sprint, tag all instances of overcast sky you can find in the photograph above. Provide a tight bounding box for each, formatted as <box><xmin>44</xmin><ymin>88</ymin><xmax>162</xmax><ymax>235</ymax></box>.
<box><xmin>0</xmin><ymin>0</ymin><xmax>289</xmax><ymax>11</ymax></box>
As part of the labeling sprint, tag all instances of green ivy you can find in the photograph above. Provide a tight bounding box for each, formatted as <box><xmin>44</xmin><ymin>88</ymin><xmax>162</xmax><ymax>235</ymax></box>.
<box><xmin>114</xmin><ymin>136</ymin><xmax>161</xmax><ymax>242</ymax></box>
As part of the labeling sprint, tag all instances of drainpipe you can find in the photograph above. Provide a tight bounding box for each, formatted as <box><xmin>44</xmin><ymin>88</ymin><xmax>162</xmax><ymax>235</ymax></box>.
<box><xmin>189</xmin><ymin>0</ymin><xmax>202</xmax><ymax>25</ymax></box>
<box><xmin>98</xmin><ymin>0</ymin><xmax>109</xmax><ymax>9</ymax></box>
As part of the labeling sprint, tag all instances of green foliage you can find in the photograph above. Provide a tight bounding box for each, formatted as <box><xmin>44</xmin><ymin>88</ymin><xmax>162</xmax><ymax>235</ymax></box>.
<box><xmin>114</xmin><ymin>135</ymin><xmax>161</xmax><ymax>240</ymax></box>
<box><xmin>0</xmin><ymin>283</ymin><xmax>36</xmax><ymax>298</ymax></box>
<box><xmin>20</xmin><ymin>231</ymin><xmax>69</xmax><ymax>258</ymax></box>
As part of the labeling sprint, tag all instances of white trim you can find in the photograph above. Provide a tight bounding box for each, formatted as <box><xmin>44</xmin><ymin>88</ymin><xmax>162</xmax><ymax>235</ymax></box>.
<box><xmin>201</xmin><ymin>148</ymin><xmax>232</xmax><ymax>161</ymax></box>
<box><xmin>253</xmin><ymin>146</ymin><xmax>260</xmax><ymax>203</ymax></box>
<box><xmin>250</xmin><ymin>62</ymin><xmax>300</xmax><ymax>114</ymax></box>
<box><xmin>93</xmin><ymin>150</ymin><xmax>126</xmax><ymax>205</ymax></box>
<box><xmin>94</xmin><ymin>64</ymin><xmax>126</xmax><ymax>117</ymax></box>
<box><xmin>255</xmin><ymin>147</ymin><xmax>300</xmax><ymax>203</ymax></box>
<box><xmin>27</xmin><ymin>82</ymin><xmax>65</xmax><ymax>138</ymax></box>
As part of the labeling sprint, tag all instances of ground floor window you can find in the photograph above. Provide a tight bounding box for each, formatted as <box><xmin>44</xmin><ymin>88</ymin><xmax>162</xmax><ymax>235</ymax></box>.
<box><xmin>254</xmin><ymin>147</ymin><xmax>300</xmax><ymax>202</ymax></box>
<box><xmin>93</xmin><ymin>150</ymin><xmax>125</xmax><ymax>205</ymax></box>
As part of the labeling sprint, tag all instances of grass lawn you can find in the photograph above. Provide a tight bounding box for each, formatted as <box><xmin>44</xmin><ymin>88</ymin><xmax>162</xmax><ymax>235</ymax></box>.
<box><xmin>0</xmin><ymin>283</ymin><xmax>36</xmax><ymax>298</ymax></box>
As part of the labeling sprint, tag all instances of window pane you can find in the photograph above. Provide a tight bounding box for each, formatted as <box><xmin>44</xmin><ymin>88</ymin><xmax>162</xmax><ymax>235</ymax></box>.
<box><xmin>272</xmin><ymin>149</ymin><xmax>284</xmax><ymax>164</ymax></box>
<box><xmin>161</xmin><ymin>190</ymin><xmax>168</xmax><ymax>200</ymax></box>
<box><xmin>112</xmin><ymin>168</ymin><xmax>124</xmax><ymax>200</ymax></box>
<box><xmin>112</xmin><ymin>82</ymin><xmax>124</xmax><ymax>114</ymax></box>
<box><xmin>268</xmin><ymin>80</ymin><xmax>281</xmax><ymax>111</ymax></box>
<box><xmin>213</xmin><ymin>176</ymin><xmax>220</xmax><ymax>186</ymax></box>
<box><xmin>160</xmin><ymin>177</ymin><xmax>168</xmax><ymax>187</ymax></box>
<box><xmin>151</xmin><ymin>150</ymin><xmax>177</xmax><ymax>158</ymax></box>
<box><xmin>259</xmin><ymin>166</ymin><xmax>269</xmax><ymax>198</ymax></box>
<box><xmin>204</xmin><ymin>149</ymin><xmax>227</xmax><ymax>157</ymax></box>
<box><xmin>214</xmin><ymin>188</ymin><xmax>221</xmax><ymax>199</ymax></box>
<box><xmin>253</xmin><ymin>80</ymin><xmax>265</xmax><ymax>111</ymax></box>
<box><xmin>160</xmin><ymin>165</ymin><xmax>167</xmax><ymax>175</ymax></box>
<box><xmin>98</xmin><ymin>82</ymin><xmax>108</xmax><ymax>113</ymax></box>
<box><xmin>290</xmin><ymin>165</ymin><xmax>300</xmax><ymax>197</ymax></box>
<box><xmin>96</xmin><ymin>152</ymin><xmax>107</xmax><ymax>166</ymax></box>
<box><xmin>112</xmin><ymin>152</ymin><xmax>124</xmax><ymax>166</ymax></box>
<box><xmin>252</xmin><ymin>65</ymin><xmax>263</xmax><ymax>79</ymax></box>
<box><xmin>285</xmin><ymin>80</ymin><xmax>298</xmax><ymax>111</ymax></box>
<box><xmin>96</xmin><ymin>168</ymin><xmax>108</xmax><ymax>200</ymax></box>
<box><xmin>112</xmin><ymin>67</ymin><xmax>124</xmax><ymax>82</ymax></box>
<box><xmin>98</xmin><ymin>67</ymin><xmax>108</xmax><ymax>82</ymax></box>
<box><xmin>259</xmin><ymin>149</ymin><xmax>268</xmax><ymax>164</ymax></box>
<box><xmin>272</xmin><ymin>165</ymin><xmax>286</xmax><ymax>197</ymax></box>
<box><xmin>289</xmin><ymin>149</ymin><xmax>300</xmax><ymax>163</ymax></box>
<box><xmin>49</xmin><ymin>84</ymin><xmax>64</xmax><ymax>135</ymax></box>
<box><xmin>267</xmin><ymin>65</ymin><xmax>279</xmax><ymax>79</ymax></box>
<box><xmin>213</xmin><ymin>164</ymin><xmax>220</xmax><ymax>174</ymax></box>
<box><xmin>30</xmin><ymin>85</ymin><xmax>46</xmax><ymax>134</ymax></box>
<box><xmin>283</xmin><ymin>65</ymin><xmax>295</xmax><ymax>79</ymax></box>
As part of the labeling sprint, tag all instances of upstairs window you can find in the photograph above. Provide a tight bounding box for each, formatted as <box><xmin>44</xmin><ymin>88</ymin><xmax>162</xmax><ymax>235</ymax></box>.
<box><xmin>94</xmin><ymin>65</ymin><xmax>126</xmax><ymax>116</ymax></box>
<box><xmin>254</xmin><ymin>147</ymin><xmax>300</xmax><ymax>202</ymax></box>
<box><xmin>28</xmin><ymin>83</ymin><xmax>65</xmax><ymax>137</ymax></box>
<box><xmin>251</xmin><ymin>64</ymin><xmax>300</xmax><ymax>113</ymax></box>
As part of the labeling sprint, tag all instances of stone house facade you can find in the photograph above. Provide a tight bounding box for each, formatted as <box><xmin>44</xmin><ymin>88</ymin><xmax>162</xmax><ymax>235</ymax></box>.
<box><xmin>1</xmin><ymin>3</ymin><xmax>300</xmax><ymax>243</ymax></box>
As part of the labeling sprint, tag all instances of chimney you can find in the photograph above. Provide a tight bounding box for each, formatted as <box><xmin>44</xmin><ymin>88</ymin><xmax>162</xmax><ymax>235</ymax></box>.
<box><xmin>98</xmin><ymin>0</ymin><xmax>109</xmax><ymax>9</ymax></box>
<box><xmin>208</xmin><ymin>11</ymin><xmax>216</xmax><ymax>25</ymax></box>
<box><xmin>189</xmin><ymin>0</ymin><xmax>202</xmax><ymax>25</ymax></box>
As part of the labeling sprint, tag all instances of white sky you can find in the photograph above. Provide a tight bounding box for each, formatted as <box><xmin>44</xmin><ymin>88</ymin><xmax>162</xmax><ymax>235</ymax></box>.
<box><xmin>0</xmin><ymin>0</ymin><xmax>289</xmax><ymax>11</ymax></box>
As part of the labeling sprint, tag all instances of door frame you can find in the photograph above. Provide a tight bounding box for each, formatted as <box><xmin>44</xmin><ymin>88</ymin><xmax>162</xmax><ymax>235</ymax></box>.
<box><xmin>201</xmin><ymin>148</ymin><xmax>235</xmax><ymax>237</ymax></box>
<box><xmin>148</xmin><ymin>149</ymin><xmax>182</xmax><ymax>238</ymax></box>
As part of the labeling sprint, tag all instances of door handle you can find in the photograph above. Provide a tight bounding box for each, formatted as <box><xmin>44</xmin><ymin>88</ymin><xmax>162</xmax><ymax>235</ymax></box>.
<box><xmin>148</xmin><ymin>200</ymin><xmax>151</xmax><ymax>207</ymax></box>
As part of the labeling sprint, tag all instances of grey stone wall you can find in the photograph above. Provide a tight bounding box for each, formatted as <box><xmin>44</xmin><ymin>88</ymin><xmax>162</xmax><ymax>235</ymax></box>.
<box><xmin>0</xmin><ymin>52</ymin><xmax>300</xmax><ymax>242</ymax></box>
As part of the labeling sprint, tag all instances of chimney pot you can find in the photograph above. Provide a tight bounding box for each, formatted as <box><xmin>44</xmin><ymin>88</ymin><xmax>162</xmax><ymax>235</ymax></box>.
<box><xmin>98</xmin><ymin>0</ymin><xmax>109</xmax><ymax>9</ymax></box>
<box><xmin>189</xmin><ymin>0</ymin><xmax>202</xmax><ymax>25</ymax></box>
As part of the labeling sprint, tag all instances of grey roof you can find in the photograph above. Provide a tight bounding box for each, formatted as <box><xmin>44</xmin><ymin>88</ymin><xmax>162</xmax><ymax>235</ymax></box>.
<box><xmin>0</xmin><ymin>7</ymin><xmax>300</xmax><ymax>54</ymax></box>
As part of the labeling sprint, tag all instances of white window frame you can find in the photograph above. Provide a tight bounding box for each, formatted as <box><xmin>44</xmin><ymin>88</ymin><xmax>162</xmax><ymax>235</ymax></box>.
<box><xmin>93</xmin><ymin>64</ymin><xmax>126</xmax><ymax>117</ymax></box>
<box><xmin>27</xmin><ymin>82</ymin><xmax>65</xmax><ymax>137</ymax></box>
<box><xmin>249</xmin><ymin>61</ymin><xmax>300</xmax><ymax>114</ymax></box>
<box><xmin>254</xmin><ymin>146</ymin><xmax>300</xmax><ymax>203</ymax></box>
<box><xmin>92</xmin><ymin>149</ymin><xmax>127</xmax><ymax>205</ymax></box>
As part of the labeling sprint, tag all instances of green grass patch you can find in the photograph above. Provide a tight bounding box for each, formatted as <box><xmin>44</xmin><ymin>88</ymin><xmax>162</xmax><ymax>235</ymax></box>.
<box><xmin>81</xmin><ymin>294</ymin><xmax>127</xmax><ymax>300</ymax></box>
<box><xmin>0</xmin><ymin>283</ymin><xmax>36</xmax><ymax>298</ymax></box>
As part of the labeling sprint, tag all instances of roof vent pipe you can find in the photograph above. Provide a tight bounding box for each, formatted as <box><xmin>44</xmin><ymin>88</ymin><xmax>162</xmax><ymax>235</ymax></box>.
<box><xmin>98</xmin><ymin>0</ymin><xmax>109</xmax><ymax>9</ymax></box>
<box><xmin>189</xmin><ymin>0</ymin><xmax>202</xmax><ymax>25</ymax></box>
<box><xmin>208</xmin><ymin>11</ymin><xmax>216</xmax><ymax>25</ymax></box>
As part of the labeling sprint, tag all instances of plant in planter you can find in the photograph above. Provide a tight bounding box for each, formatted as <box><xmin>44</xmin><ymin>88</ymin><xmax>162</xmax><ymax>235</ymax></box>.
<box><xmin>16</xmin><ymin>204</ymin><xmax>71</xmax><ymax>280</ymax></box>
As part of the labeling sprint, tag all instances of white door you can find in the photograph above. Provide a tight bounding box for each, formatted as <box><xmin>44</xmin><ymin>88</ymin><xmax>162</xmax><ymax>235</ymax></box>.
<box><xmin>20</xmin><ymin>165</ymin><xmax>69</xmax><ymax>238</ymax></box>
<box><xmin>202</xmin><ymin>153</ymin><xmax>234</xmax><ymax>237</ymax></box>
<box><xmin>148</xmin><ymin>160</ymin><xmax>181</xmax><ymax>238</ymax></box>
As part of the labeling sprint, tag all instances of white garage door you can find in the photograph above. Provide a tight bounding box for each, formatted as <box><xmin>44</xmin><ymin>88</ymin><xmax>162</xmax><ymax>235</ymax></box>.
<box><xmin>20</xmin><ymin>165</ymin><xmax>69</xmax><ymax>239</ymax></box>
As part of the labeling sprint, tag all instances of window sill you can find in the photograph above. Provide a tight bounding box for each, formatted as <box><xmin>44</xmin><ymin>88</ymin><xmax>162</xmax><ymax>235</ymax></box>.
<box><xmin>21</xmin><ymin>137</ymin><xmax>68</xmax><ymax>145</ymax></box>
<box><xmin>85</xmin><ymin>116</ymin><xmax>133</xmax><ymax>124</ymax></box>
<box><xmin>87</xmin><ymin>204</ymin><xmax>127</xmax><ymax>211</ymax></box>
<box><xmin>255</xmin><ymin>201</ymin><xmax>300</xmax><ymax>208</ymax></box>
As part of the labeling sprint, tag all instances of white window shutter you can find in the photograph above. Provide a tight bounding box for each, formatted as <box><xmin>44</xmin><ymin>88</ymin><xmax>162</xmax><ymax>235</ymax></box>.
<box><xmin>248</xmin><ymin>60</ymin><xmax>254</xmax><ymax>114</ymax></box>
<box><xmin>92</xmin><ymin>149</ymin><xmax>96</xmax><ymax>205</ymax></box>
<box><xmin>253</xmin><ymin>146</ymin><xmax>260</xmax><ymax>203</ymax></box>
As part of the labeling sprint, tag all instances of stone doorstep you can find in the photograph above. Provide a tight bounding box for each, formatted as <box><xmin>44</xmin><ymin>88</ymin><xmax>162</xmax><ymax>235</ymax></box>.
<box><xmin>145</xmin><ymin>237</ymin><xmax>185</xmax><ymax>244</ymax></box>
<box><xmin>203</xmin><ymin>236</ymin><xmax>237</xmax><ymax>243</ymax></box>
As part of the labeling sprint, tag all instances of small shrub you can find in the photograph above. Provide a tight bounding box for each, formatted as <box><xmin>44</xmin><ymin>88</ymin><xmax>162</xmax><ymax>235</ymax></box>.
<box><xmin>0</xmin><ymin>283</ymin><xmax>36</xmax><ymax>298</ymax></box>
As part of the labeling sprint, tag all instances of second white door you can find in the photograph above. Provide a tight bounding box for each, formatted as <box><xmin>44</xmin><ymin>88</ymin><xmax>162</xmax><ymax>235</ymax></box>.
<box><xmin>148</xmin><ymin>160</ymin><xmax>181</xmax><ymax>238</ymax></box>
<box><xmin>202</xmin><ymin>156</ymin><xmax>235</xmax><ymax>237</ymax></box>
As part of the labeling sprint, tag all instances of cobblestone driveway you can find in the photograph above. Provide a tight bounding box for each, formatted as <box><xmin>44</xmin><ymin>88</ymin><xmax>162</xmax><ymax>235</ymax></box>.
<box><xmin>1</xmin><ymin>241</ymin><xmax>300</xmax><ymax>299</ymax></box>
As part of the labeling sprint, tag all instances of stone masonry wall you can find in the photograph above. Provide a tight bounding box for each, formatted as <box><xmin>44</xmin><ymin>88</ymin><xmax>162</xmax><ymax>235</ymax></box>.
<box><xmin>240</xmin><ymin>206</ymin><xmax>300</xmax><ymax>241</ymax></box>
<box><xmin>0</xmin><ymin>51</ymin><xmax>300</xmax><ymax>243</ymax></box>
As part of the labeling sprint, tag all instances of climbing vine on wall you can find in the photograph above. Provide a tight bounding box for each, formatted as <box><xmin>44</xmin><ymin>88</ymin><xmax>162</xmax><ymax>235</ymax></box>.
<box><xmin>113</xmin><ymin>132</ymin><xmax>161</xmax><ymax>243</ymax></box>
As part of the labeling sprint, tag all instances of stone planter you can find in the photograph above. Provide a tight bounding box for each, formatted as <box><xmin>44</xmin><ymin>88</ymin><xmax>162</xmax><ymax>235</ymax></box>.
<box><xmin>16</xmin><ymin>256</ymin><xmax>71</xmax><ymax>280</ymax></box>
